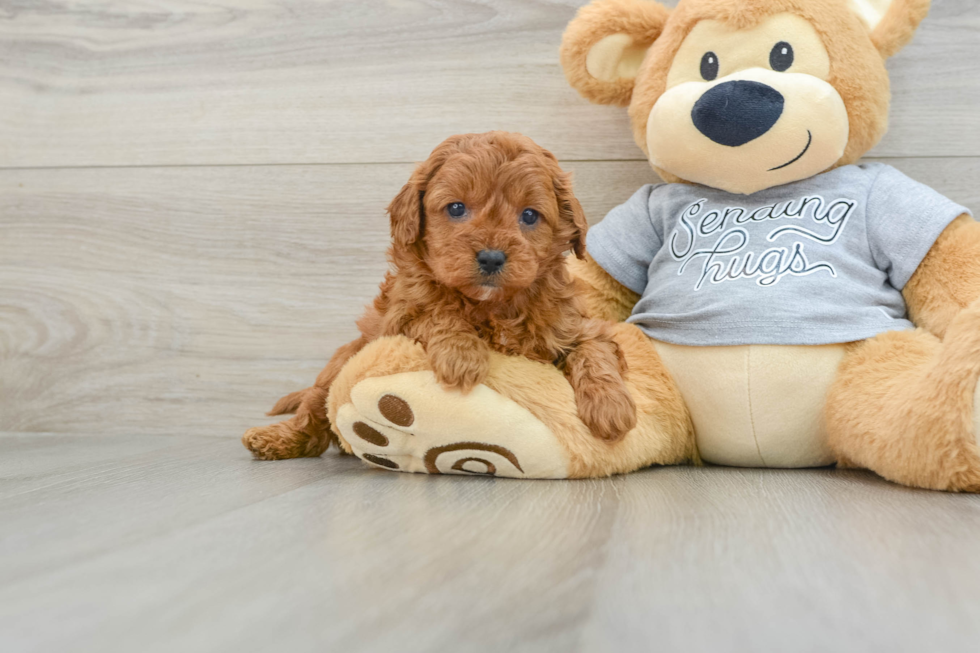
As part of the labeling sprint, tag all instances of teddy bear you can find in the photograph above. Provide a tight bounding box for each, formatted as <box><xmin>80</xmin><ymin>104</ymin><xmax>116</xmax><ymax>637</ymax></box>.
<box><xmin>310</xmin><ymin>0</ymin><xmax>980</xmax><ymax>491</ymax></box>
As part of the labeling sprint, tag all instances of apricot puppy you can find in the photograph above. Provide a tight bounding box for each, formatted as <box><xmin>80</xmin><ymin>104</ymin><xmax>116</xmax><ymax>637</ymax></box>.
<box><xmin>243</xmin><ymin>132</ymin><xmax>636</xmax><ymax>460</ymax></box>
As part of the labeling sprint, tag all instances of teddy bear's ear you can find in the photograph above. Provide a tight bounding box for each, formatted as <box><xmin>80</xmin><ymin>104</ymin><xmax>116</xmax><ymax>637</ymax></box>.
<box><xmin>560</xmin><ymin>0</ymin><xmax>671</xmax><ymax>107</ymax></box>
<box><xmin>847</xmin><ymin>0</ymin><xmax>931</xmax><ymax>58</ymax></box>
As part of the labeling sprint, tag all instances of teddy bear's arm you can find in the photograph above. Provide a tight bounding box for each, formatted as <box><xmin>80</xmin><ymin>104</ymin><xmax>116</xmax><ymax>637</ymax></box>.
<box><xmin>903</xmin><ymin>214</ymin><xmax>980</xmax><ymax>338</ymax></box>
<box><xmin>567</xmin><ymin>253</ymin><xmax>640</xmax><ymax>323</ymax></box>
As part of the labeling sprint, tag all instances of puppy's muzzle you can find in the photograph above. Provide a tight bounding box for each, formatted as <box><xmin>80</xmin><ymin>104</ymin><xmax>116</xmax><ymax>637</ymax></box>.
<box><xmin>477</xmin><ymin>249</ymin><xmax>507</xmax><ymax>276</ymax></box>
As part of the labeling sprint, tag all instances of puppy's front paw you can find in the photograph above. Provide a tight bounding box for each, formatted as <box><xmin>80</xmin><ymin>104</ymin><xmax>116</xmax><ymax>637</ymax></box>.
<box><xmin>577</xmin><ymin>382</ymin><xmax>637</xmax><ymax>443</ymax></box>
<box><xmin>427</xmin><ymin>340</ymin><xmax>490</xmax><ymax>394</ymax></box>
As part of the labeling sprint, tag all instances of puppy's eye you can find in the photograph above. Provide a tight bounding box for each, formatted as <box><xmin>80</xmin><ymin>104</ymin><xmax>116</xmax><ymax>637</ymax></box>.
<box><xmin>770</xmin><ymin>42</ymin><xmax>794</xmax><ymax>72</ymax></box>
<box><xmin>520</xmin><ymin>209</ymin><xmax>540</xmax><ymax>227</ymax></box>
<box><xmin>700</xmin><ymin>52</ymin><xmax>719</xmax><ymax>81</ymax></box>
<box><xmin>446</xmin><ymin>202</ymin><xmax>467</xmax><ymax>218</ymax></box>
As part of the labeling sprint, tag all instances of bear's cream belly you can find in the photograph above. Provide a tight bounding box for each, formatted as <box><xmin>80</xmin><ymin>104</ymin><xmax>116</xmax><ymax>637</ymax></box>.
<box><xmin>651</xmin><ymin>341</ymin><xmax>847</xmax><ymax>468</ymax></box>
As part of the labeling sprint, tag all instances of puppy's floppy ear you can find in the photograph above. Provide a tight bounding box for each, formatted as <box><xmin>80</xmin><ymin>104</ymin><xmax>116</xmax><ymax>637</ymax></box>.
<box><xmin>387</xmin><ymin>137</ymin><xmax>460</xmax><ymax>247</ymax></box>
<box><xmin>560</xmin><ymin>0</ymin><xmax>671</xmax><ymax>107</ymax></box>
<box><xmin>847</xmin><ymin>0</ymin><xmax>931</xmax><ymax>58</ymax></box>
<box><xmin>553</xmin><ymin>171</ymin><xmax>590</xmax><ymax>259</ymax></box>
<box><xmin>388</xmin><ymin>172</ymin><xmax>424</xmax><ymax>248</ymax></box>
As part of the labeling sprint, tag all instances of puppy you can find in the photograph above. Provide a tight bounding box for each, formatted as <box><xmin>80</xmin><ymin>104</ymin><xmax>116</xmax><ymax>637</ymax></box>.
<box><xmin>243</xmin><ymin>132</ymin><xmax>637</xmax><ymax>461</ymax></box>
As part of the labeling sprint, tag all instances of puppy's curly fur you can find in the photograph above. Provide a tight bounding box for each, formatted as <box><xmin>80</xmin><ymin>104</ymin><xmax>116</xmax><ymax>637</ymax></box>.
<box><xmin>243</xmin><ymin>132</ymin><xmax>637</xmax><ymax>460</ymax></box>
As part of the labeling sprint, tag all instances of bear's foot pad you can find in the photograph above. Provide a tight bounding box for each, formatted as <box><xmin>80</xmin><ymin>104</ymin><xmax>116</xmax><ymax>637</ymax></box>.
<box><xmin>334</xmin><ymin>372</ymin><xmax>570</xmax><ymax>479</ymax></box>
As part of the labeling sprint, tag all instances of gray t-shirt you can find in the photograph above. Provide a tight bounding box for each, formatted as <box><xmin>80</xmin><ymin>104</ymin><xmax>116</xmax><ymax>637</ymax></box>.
<box><xmin>587</xmin><ymin>164</ymin><xmax>970</xmax><ymax>346</ymax></box>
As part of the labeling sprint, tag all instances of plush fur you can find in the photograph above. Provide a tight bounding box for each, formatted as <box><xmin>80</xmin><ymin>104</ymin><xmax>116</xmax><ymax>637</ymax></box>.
<box><xmin>559</xmin><ymin>0</ymin><xmax>672</xmax><ymax>107</ymax></box>
<box><xmin>870</xmin><ymin>0</ymin><xmax>931</xmax><ymax>58</ymax></box>
<box><xmin>903</xmin><ymin>214</ymin><xmax>980</xmax><ymax>339</ymax></box>
<box><xmin>243</xmin><ymin>132</ymin><xmax>637</xmax><ymax>460</ymax></box>
<box><xmin>568</xmin><ymin>253</ymin><xmax>641</xmax><ymax>323</ymax></box>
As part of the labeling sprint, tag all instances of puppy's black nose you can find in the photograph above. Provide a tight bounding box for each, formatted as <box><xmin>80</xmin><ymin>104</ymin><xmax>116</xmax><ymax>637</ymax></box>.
<box><xmin>691</xmin><ymin>80</ymin><xmax>784</xmax><ymax>147</ymax></box>
<box><xmin>477</xmin><ymin>249</ymin><xmax>507</xmax><ymax>275</ymax></box>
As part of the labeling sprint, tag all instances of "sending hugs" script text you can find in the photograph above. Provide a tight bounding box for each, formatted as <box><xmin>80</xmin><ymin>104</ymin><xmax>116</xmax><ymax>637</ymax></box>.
<box><xmin>667</xmin><ymin>195</ymin><xmax>855</xmax><ymax>290</ymax></box>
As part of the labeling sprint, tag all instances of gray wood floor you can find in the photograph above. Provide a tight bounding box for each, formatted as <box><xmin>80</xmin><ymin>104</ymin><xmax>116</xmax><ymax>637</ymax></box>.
<box><xmin>3</xmin><ymin>0</ymin><xmax>980</xmax><ymax>651</ymax></box>
<box><xmin>4</xmin><ymin>434</ymin><xmax>980</xmax><ymax>653</ymax></box>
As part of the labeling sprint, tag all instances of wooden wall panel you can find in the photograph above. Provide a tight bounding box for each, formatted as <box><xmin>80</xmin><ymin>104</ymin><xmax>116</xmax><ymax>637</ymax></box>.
<box><xmin>1</xmin><ymin>0</ymin><xmax>977</xmax><ymax>168</ymax></box>
<box><xmin>2</xmin><ymin>157</ymin><xmax>977</xmax><ymax>435</ymax></box>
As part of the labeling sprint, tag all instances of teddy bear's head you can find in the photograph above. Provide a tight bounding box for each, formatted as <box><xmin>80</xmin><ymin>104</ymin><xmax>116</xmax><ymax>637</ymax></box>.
<box><xmin>561</xmin><ymin>0</ymin><xmax>930</xmax><ymax>195</ymax></box>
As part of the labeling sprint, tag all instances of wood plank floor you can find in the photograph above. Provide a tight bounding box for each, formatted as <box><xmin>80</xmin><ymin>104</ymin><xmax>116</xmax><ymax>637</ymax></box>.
<box><xmin>4</xmin><ymin>433</ymin><xmax>980</xmax><ymax>653</ymax></box>
<box><xmin>4</xmin><ymin>0</ymin><xmax>980</xmax><ymax>651</ymax></box>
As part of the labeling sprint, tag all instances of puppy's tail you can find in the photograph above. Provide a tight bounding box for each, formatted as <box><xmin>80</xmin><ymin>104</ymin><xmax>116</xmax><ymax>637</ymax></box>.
<box><xmin>267</xmin><ymin>389</ymin><xmax>309</xmax><ymax>416</ymax></box>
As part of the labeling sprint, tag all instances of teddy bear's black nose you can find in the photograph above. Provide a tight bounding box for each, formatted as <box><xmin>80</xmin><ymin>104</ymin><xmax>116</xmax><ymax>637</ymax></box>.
<box><xmin>691</xmin><ymin>80</ymin><xmax>785</xmax><ymax>147</ymax></box>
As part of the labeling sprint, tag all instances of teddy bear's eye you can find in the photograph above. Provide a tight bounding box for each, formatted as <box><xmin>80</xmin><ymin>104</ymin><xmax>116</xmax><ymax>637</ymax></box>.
<box><xmin>700</xmin><ymin>52</ymin><xmax>719</xmax><ymax>81</ymax></box>
<box><xmin>770</xmin><ymin>42</ymin><xmax>794</xmax><ymax>72</ymax></box>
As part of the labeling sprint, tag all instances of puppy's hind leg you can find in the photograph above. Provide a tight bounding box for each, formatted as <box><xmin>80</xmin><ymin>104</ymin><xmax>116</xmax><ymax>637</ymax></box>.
<box><xmin>244</xmin><ymin>336</ymin><xmax>371</xmax><ymax>460</ymax></box>
<box><xmin>243</xmin><ymin>388</ymin><xmax>332</xmax><ymax>460</ymax></box>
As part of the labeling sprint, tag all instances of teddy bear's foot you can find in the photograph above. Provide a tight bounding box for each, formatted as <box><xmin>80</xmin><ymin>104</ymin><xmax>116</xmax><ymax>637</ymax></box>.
<box><xmin>827</xmin><ymin>298</ymin><xmax>980</xmax><ymax>492</ymax></box>
<box><xmin>325</xmin><ymin>332</ymin><xmax>696</xmax><ymax>479</ymax></box>
<box><xmin>333</xmin><ymin>371</ymin><xmax>570</xmax><ymax>478</ymax></box>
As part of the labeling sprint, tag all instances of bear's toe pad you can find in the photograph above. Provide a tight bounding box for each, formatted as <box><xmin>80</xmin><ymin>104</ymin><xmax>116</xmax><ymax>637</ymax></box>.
<box><xmin>334</xmin><ymin>371</ymin><xmax>570</xmax><ymax>479</ymax></box>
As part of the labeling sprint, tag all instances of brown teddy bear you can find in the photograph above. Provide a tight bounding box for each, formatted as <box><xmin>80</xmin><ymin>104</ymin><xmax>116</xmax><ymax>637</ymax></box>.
<box><xmin>299</xmin><ymin>0</ymin><xmax>980</xmax><ymax>490</ymax></box>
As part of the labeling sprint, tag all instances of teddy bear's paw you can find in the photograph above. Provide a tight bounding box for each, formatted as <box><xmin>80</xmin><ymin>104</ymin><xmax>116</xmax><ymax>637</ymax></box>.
<box><xmin>333</xmin><ymin>371</ymin><xmax>570</xmax><ymax>479</ymax></box>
